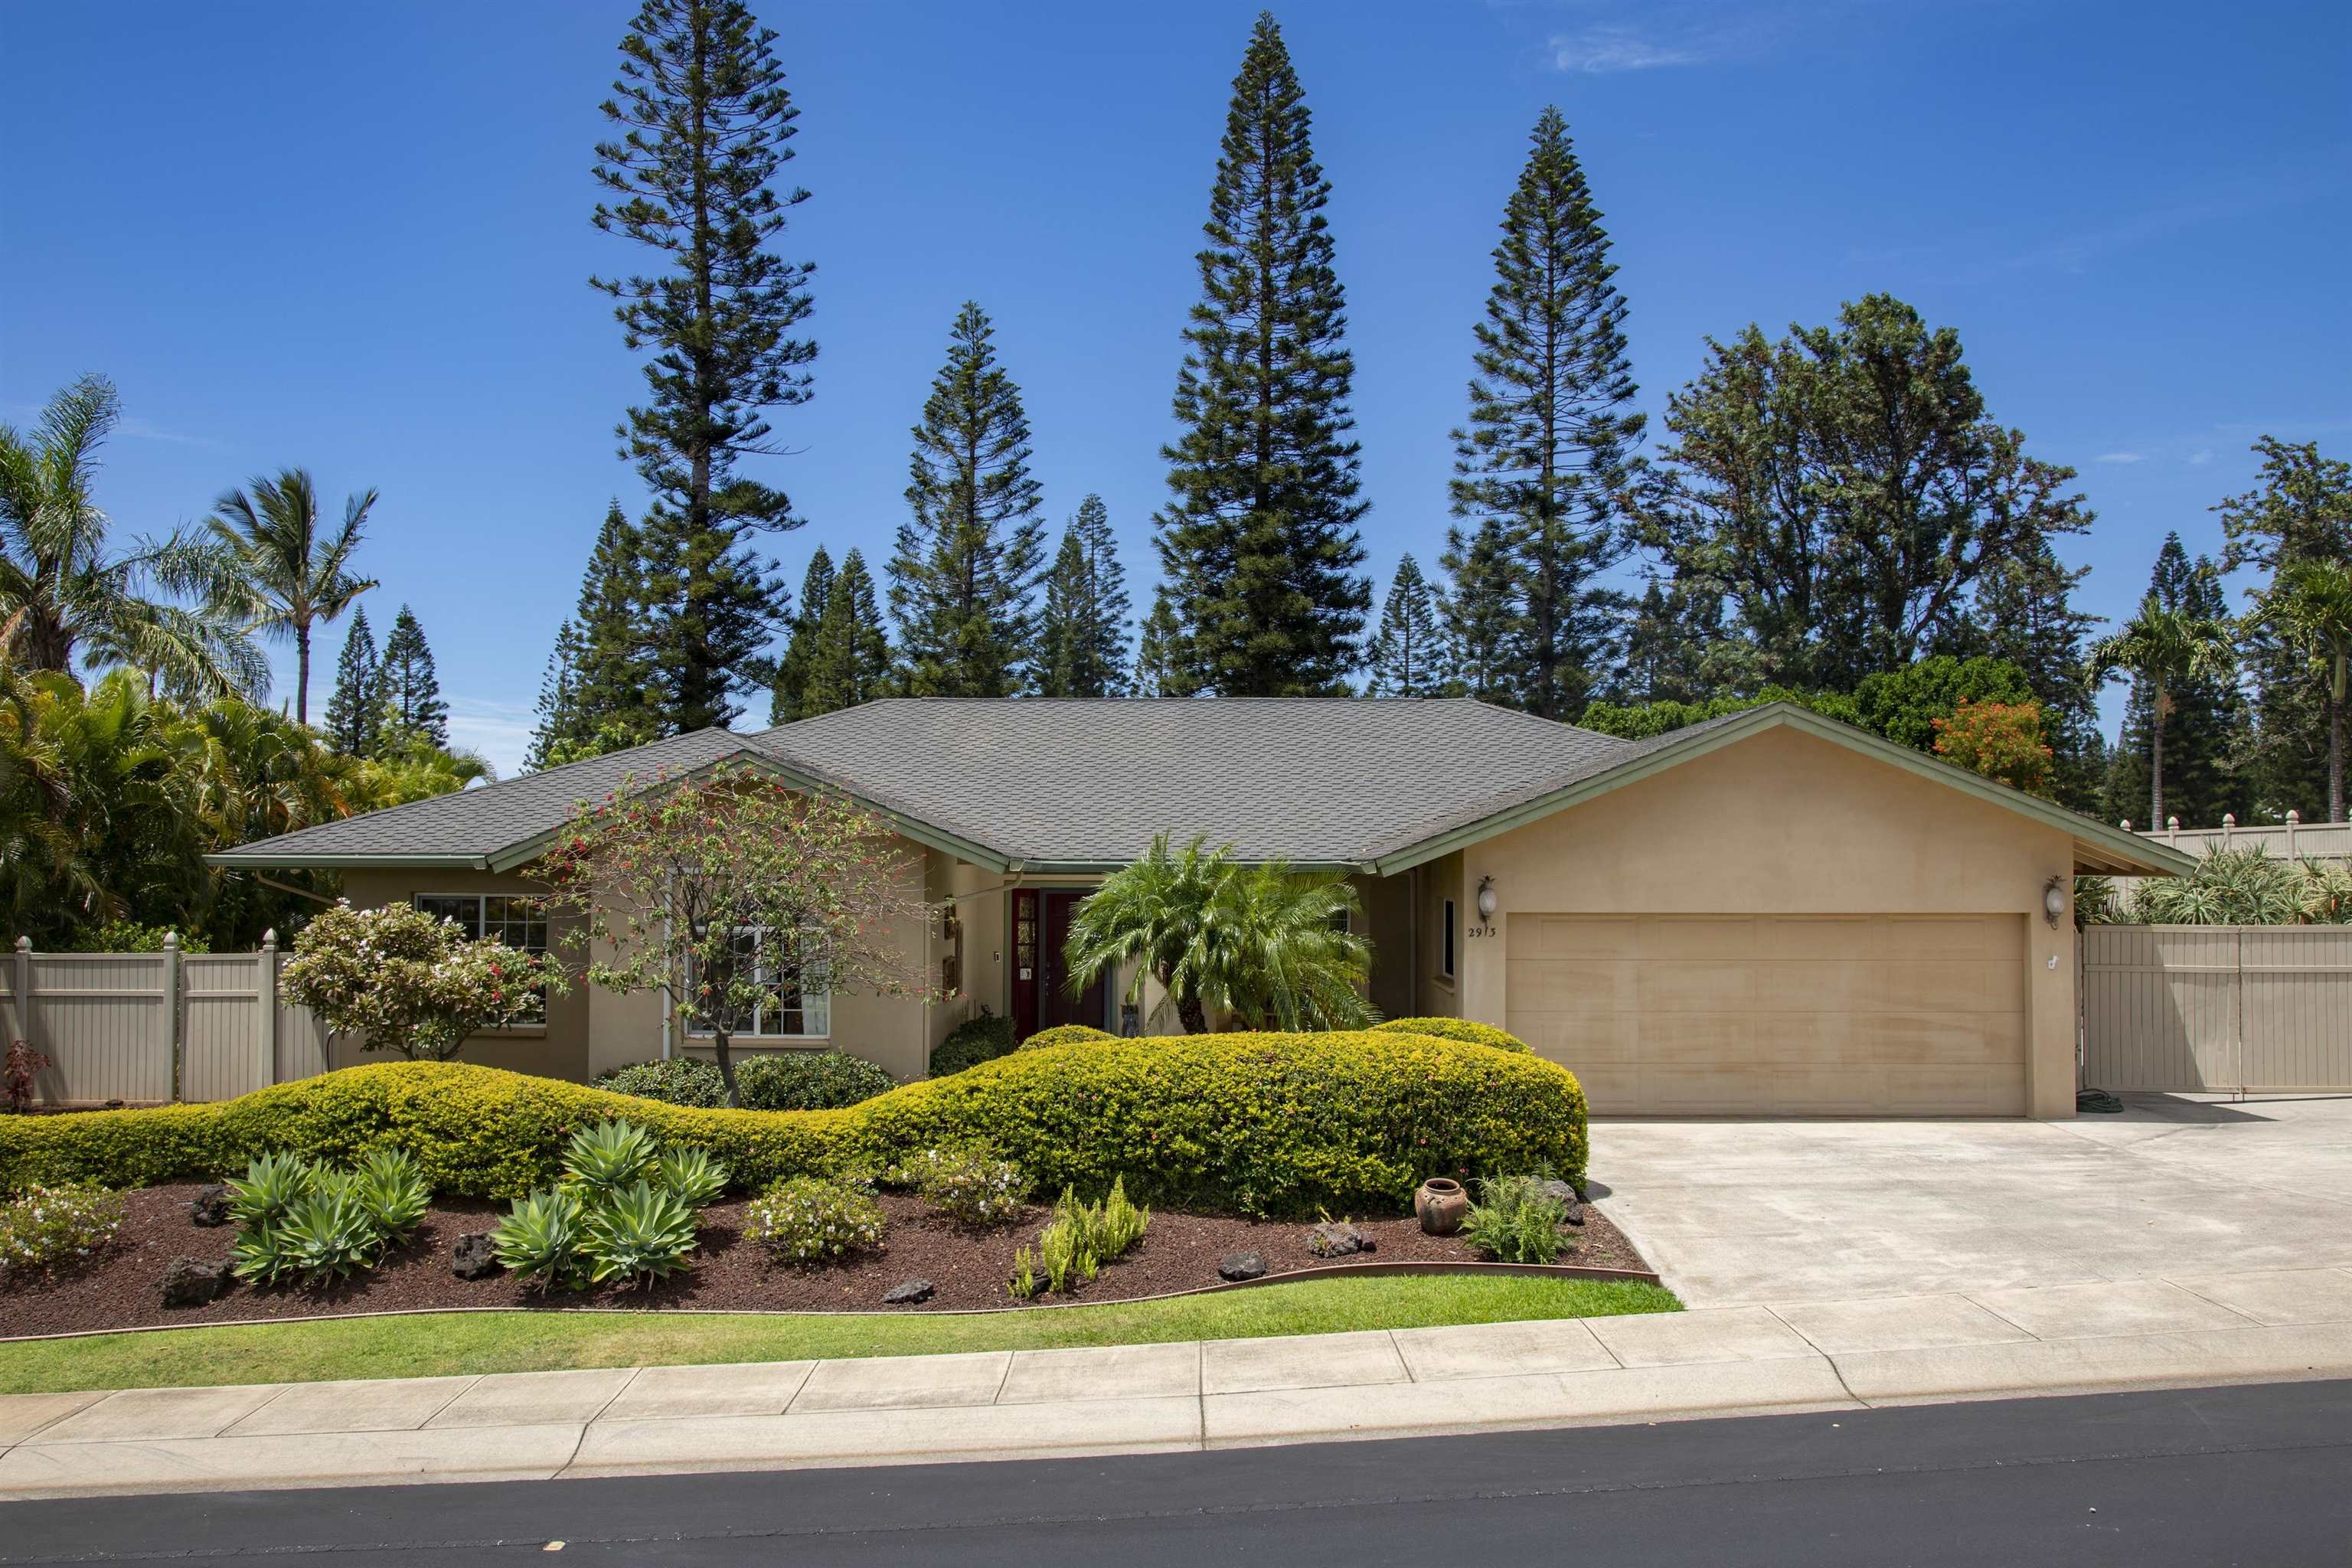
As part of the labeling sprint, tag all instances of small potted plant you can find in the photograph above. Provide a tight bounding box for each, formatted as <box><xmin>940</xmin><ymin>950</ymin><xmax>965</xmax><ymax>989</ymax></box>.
<box><xmin>1415</xmin><ymin>1176</ymin><xmax>1468</xmax><ymax>1236</ymax></box>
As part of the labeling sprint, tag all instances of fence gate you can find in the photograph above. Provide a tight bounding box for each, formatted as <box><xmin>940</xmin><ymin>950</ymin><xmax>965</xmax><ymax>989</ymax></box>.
<box><xmin>2082</xmin><ymin>925</ymin><xmax>2352</xmax><ymax>1093</ymax></box>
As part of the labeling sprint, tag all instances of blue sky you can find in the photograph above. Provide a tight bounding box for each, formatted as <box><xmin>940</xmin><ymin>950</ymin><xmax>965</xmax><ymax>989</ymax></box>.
<box><xmin>3</xmin><ymin>1</ymin><xmax>2347</xmax><ymax>777</ymax></box>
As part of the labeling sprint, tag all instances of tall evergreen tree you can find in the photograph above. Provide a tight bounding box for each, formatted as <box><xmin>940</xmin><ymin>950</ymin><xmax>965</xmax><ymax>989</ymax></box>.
<box><xmin>1131</xmin><ymin>591</ymin><xmax>1188</xmax><ymax>698</ymax></box>
<box><xmin>2216</xmin><ymin>437</ymin><xmax>2352</xmax><ymax>818</ymax></box>
<box><xmin>592</xmin><ymin>0</ymin><xmax>812</xmax><ymax>732</ymax></box>
<box><xmin>376</xmin><ymin>605</ymin><xmax>448</xmax><ymax>750</ymax></box>
<box><xmin>1364</xmin><ymin>555</ymin><xmax>1450</xmax><ymax>697</ymax></box>
<box><xmin>1965</xmin><ymin>536</ymin><xmax>2103</xmax><ymax>812</ymax></box>
<box><xmin>2102</xmin><ymin>535</ymin><xmax>2252</xmax><ymax>826</ymax></box>
<box><xmin>1451</xmin><ymin>106</ymin><xmax>1643</xmax><ymax>721</ymax></box>
<box><xmin>1439</xmin><ymin>519</ymin><xmax>1519</xmax><ymax>703</ymax></box>
<box><xmin>803</xmin><ymin>548</ymin><xmax>891</xmax><ymax>717</ymax></box>
<box><xmin>526</xmin><ymin>501</ymin><xmax>659</xmax><ymax>767</ymax></box>
<box><xmin>1037</xmin><ymin>495</ymin><xmax>1131</xmax><ymax>697</ymax></box>
<box><xmin>887</xmin><ymin>302</ymin><xmax>1047</xmax><ymax>697</ymax></box>
<box><xmin>321</xmin><ymin>606</ymin><xmax>381</xmax><ymax>756</ymax></box>
<box><xmin>1614</xmin><ymin>579</ymin><xmax>1755</xmax><ymax>705</ymax></box>
<box><xmin>1155</xmin><ymin>12</ymin><xmax>1368</xmax><ymax>696</ymax></box>
<box><xmin>769</xmin><ymin>545</ymin><xmax>835</xmax><ymax>724</ymax></box>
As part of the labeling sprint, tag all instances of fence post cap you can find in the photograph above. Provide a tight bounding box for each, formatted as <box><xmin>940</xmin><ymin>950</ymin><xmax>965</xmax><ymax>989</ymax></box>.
<box><xmin>261</xmin><ymin>928</ymin><xmax>277</xmax><ymax>950</ymax></box>
<box><xmin>2167</xmin><ymin>815</ymin><xmax>2180</xmax><ymax>831</ymax></box>
<box><xmin>2288</xmin><ymin>809</ymin><xmax>2301</xmax><ymax>824</ymax></box>
<box><xmin>2121</xmin><ymin>819</ymin><xmax>2133</xmax><ymax>831</ymax></box>
<box><xmin>2223</xmin><ymin>813</ymin><xmax>2236</xmax><ymax>828</ymax></box>
<box><xmin>12</xmin><ymin>936</ymin><xmax>26</xmax><ymax>952</ymax></box>
<box><xmin>162</xmin><ymin>931</ymin><xmax>179</xmax><ymax>951</ymax></box>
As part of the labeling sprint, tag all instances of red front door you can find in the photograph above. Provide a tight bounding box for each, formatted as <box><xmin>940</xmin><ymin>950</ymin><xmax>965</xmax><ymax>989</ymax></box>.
<box><xmin>1011</xmin><ymin>889</ymin><xmax>1106</xmax><ymax>1041</ymax></box>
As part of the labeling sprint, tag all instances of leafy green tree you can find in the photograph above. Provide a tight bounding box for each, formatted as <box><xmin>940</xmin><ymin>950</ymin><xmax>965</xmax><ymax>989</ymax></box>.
<box><xmin>887</xmin><ymin>302</ymin><xmax>1046</xmax><ymax>696</ymax></box>
<box><xmin>2254</xmin><ymin>558</ymin><xmax>2352</xmax><ymax>822</ymax></box>
<box><xmin>2088</xmin><ymin>588</ymin><xmax>2238</xmax><ymax>828</ymax></box>
<box><xmin>1613</xmin><ymin>578</ymin><xmax>1755</xmax><ymax>705</ymax></box>
<box><xmin>1962</xmin><ymin>537</ymin><xmax>2102</xmax><ymax>811</ymax></box>
<box><xmin>322</xmin><ymin>607</ymin><xmax>381</xmax><ymax>756</ymax></box>
<box><xmin>1063</xmin><ymin>832</ymin><xmax>1371</xmax><ymax>1034</ymax></box>
<box><xmin>592</xmin><ymin>0</ymin><xmax>812</xmax><ymax>732</ymax></box>
<box><xmin>1155</xmin><ymin>13</ymin><xmax>1368</xmax><ymax>697</ymax></box>
<box><xmin>0</xmin><ymin>375</ymin><xmax>266</xmax><ymax>701</ymax></box>
<box><xmin>1037</xmin><ymin>495</ymin><xmax>1131</xmax><ymax>697</ymax></box>
<box><xmin>1851</xmin><ymin>655</ymin><xmax>2036</xmax><ymax>751</ymax></box>
<box><xmin>768</xmin><ymin>545</ymin><xmax>834</xmax><ymax>724</ymax></box>
<box><xmin>1631</xmin><ymin>296</ymin><xmax>2091</xmax><ymax>691</ymax></box>
<box><xmin>1364</xmin><ymin>554</ymin><xmax>1450</xmax><ymax>697</ymax></box>
<box><xmin>1931</xmin><ymin>699</ymin><xmax>2054</xmax><ymax>797</ymax></box>
<box><xmin>205</xmin><ymin>468</ymin><xmax>378</xmax><ymax>725</ymax></box>
<box><xmin>1451</xmin><ymin>107</ymin><xmax>1643</xmax><ymax>720</ymax></box>
<box><xmin>375</xmin><ymin>606</ymin><xmax>447</xmax><ymax>750</ymax></box>
<box><xmin>803</xmin><ymin>548</ymin><xmax>891</xmax><ymax>717</ymax></box>
<box><xmin>528</xmin><ymin>501</ymin><xmax>660</xmax><ymax>769</ymax></box>
<box><xmin>2102</xmin><ymin>537</ymin><xmax>2252</xmax><ymax>826</ymax></box>
<box><xmin>1438</xmin><ymin>518</ymin><xmax>1518</xmax><ymax>701</ymax></box>
<box><xmin>1577</xmin><ymin>686</ymin><xmax>1863</xmax><ymax>740</ymax></box>
<box><xmin>2217</xmin><ymin>438</ymin><xmax>2352</xmax><ymax>818</ymax></box>
<box><xmin>1131</xmin><ymin>591</ymin><xmax>1188</xmax><ymax>698</ymax></box>
<box><xmin>540</xmin><ymin>763</ymin><xmax>936</xmax><ymax>1105</ymax></box>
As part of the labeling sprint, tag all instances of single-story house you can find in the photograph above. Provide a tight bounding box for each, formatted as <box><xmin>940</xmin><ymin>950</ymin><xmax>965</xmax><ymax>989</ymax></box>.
<box><xmin>213</xmin><ymin>697</ymin><xmax>2192</xmax><ymax>1119</ymax></box>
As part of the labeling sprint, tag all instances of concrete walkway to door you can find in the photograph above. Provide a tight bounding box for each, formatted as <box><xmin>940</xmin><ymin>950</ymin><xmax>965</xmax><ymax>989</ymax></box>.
<box><xmin>1590</xmin><ymin>1093</ymin><xmax>2352</xmax><ymax>1308</ymax></box>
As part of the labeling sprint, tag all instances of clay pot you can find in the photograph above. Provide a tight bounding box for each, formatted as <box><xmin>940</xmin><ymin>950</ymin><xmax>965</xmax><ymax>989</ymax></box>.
<box><xmin>1415</xmin><ymin>1178</ymin><xmax>1468</xmax><ymax>1236</ymax></box>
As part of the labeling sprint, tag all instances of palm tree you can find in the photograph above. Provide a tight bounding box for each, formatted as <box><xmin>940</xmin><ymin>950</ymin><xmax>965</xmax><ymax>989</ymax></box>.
<box><xmin>0</xmin><ymin>375</ymin><xmax>266</xmax><ymax>701</ymax></box>
<box><xmin>207</xmin><ymin>469</ymin><xmax>378</xmax><ymax>725</ymax></box>
<box><xmin>1065</xmin><ymin>834</ymin><xmax>1374</xmax><ymax>1033</ymax></box>
<box><xmin>2256</xmin><ymin>559</ymin><xmax>2352</xmax><ymax>822</ymax></box>
<box><xmin>2087</xmin><ymin>593</ymin><xmax>2237</xmax><ymax>826</ymax></box>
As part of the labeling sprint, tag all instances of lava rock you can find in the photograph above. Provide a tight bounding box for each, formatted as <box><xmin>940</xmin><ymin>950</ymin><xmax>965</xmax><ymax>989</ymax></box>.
<box><xmin>1217</xmin><ymin>1250</ymin><xmax>1268</xmax><ymax>1282</ymax></box>
<box><xmin>451</xmin><ymin>1232</ymin><xmax>501</xmax><ymax>1280</ymax></box>
<box><xmin>1535</xmin><ymin>1179</ymin><xmax>1585</xmax><ymax>1226</ymax></box>
<box><xmin>883</xmin><ymin>1278</ymin><xmax>936</xmax><ymax>1305</ymax></box>
<box><xmin>159</xmin><ymin>1255</ymin><xmax>234</xmax><ymax>1308</ymax></box>
<box><xmin>1305</xmin><ymin>1221</ymin><xmax>1374</xmax><ymax>1259</ymax></box>
<box><xmin>188</xmin><ymin>1184</ymin><xmax>232</xmax><ymax>1227</ymax></box>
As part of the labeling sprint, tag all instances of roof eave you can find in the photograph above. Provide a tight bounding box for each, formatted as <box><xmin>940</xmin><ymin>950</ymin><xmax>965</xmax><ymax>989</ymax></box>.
<box><xmin>203</xmin><ymin>851</ymin><xmax>492</xmax><ymax>871</ymax></box>
<box><xmin>1371</xmin><ymin>703</ymin><xmax>2201</xmax><ymax>880</ymax></box>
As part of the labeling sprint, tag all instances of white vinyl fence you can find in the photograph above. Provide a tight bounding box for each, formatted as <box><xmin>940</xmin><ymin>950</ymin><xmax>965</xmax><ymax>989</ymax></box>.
<box><xmin>2082</xmin><ymin>926</ymin><xmax>2352</xmax><ymax>1093</ymax></box>
<box><xmin>0</xmin><ymin>934</ymin><xmax>332</xmax><ymax>1107</ymax></box>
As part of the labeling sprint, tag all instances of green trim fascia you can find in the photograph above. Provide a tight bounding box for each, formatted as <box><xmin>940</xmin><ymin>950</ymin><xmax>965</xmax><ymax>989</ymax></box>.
<box><xmin>203</xmin><ymin>852</ymin><xmax>490</xmax><ymax>871</ymax></box>
<box><xmin>1371</xmin><ymin>703</ymin><xmax>2200</xmax><ymax>879</ymax></box>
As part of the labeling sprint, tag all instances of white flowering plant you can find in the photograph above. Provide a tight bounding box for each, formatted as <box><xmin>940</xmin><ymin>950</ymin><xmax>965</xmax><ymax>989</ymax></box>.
<box><xmin>0</xmin><ymin>1183</ymin><xmax>126</xmax><ymax>1276</ymax></box>
<box><xmin>744</xmin><ymin>1175</ymin><xmax>886</xmax><ymax>1266</ymax></box>
<box><xmin>281</xmin><ymin>901</ymin><xmax>567</xmax><ymax>1061</ymax></box>
<box><xmin>892</xmin><ymin>1146</ymin><xmax>1028</xmax><ymax>1227</ymax></box>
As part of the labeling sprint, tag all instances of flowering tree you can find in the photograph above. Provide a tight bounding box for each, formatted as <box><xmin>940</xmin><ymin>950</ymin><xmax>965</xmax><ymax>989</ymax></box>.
<box><xmin>281</xmin><ymin>901</ymin><xmax>565</xmax><ymax>1061</ymax></box>
<box><xmin>1932</xmin><ymin>698</ymin><xmax>2055</xmax><ymax>798</ymax></box>
<box><xmin>537</xmin><ymin>764</ymin><xmax>936</xmax><ymax>1107</ymax></box>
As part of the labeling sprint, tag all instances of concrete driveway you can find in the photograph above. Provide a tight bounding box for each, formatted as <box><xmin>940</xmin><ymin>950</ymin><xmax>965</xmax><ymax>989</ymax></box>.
<box><xmin>1590</xmin><ymin>1094</ymin><xmax>2352</xmax><ymax>1308</ymax></box>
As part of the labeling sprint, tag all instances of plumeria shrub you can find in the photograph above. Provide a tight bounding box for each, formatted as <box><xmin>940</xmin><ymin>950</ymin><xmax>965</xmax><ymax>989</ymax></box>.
<box><xmin>539</xmin><ymin>765</ymin><xmax>936</xmax><ymax>1108</ymax></box>
<box><xmin>0</xmin><ymin>1182</ymin><xmax>125</xmax><ymax>1276</ymax></box>
<box><xmin>280</xmin><ymin>901</ymin><xmax>566</xmax><ymax>1061</ymax></box>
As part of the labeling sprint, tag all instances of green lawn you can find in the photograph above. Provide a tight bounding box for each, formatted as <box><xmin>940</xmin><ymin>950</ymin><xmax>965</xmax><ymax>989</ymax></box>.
<box><xmin>0</xmin><ymin>1276</ymin><xmax>1678</xmax><ymax>1396</ymax></box>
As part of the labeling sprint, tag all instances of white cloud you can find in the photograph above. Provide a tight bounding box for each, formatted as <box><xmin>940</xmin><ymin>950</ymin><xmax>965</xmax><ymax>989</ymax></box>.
<box><xmin>2188</xmin><ymin>449</ymin><xmax>2214</xmax><ymax>466</ymax></box>
<box><xmin>444</xmin><ymin>697</ymin><xmax>536</xmax><ymax>781</ymax></box>
<box><xmin>1550</xmin><ymin>24</ymin><xmax>1704</xmax><ymax>72</ymax></box>
<box><xmin>2095</xmin><ymin>452</ymin><xmax>2146</xmax><ymax>464</ymax></box>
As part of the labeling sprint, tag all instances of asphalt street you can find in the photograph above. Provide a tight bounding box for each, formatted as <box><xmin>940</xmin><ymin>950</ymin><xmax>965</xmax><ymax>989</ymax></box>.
<box><xmin>7</xmin><ymin>1378</ymin><xmax>2350</xmax><ymax>1565</ymax></box>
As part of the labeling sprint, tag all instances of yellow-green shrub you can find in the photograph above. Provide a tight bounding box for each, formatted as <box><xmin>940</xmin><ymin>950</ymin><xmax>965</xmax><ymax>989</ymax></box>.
<box><xmin>1016</xmin><ymin>1024</ymin><xmax>1118</xmax><ymax>1050</ymax></box>
<box><xmin>1371</xmin><ymin>1017</ymin><xmax>1532</xmax><ymax>1053</ymax></box>
<box><xmin>0</xmin><ymin>1031</ymin><xmax>1586</xmax><ymax>1217</ymax></box>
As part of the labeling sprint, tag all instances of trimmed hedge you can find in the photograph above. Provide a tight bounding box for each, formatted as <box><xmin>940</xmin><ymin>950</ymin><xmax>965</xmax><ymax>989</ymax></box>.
<box><xmin>735</xmin><ymin>1051</ymin><xmax>896</xmax><ymax>1111</ymax></box>
<box><xmin>1371</xmin><ymin>1018</ymin><xmax>1532</xmax><ymax>1054</ymax></box>
<box><xmin>0</xmin><ymin>1032</ymin><xmax>1586</xmax><ymax>1218</ymax></box>
<box><xmin>929</xmin><ymin>1013</ymin><xmax>1016</xmax><ymax>1076</ymax></box>
<box><xmin>1017</xmin><ymin>1024</ymin><xmax>1118</xmax><ymax>1051</ymax></box>
<box><xmin>595</xmin><ymin>1059</ymin><xmax>729</xmax><ymax>1109</ymax></box>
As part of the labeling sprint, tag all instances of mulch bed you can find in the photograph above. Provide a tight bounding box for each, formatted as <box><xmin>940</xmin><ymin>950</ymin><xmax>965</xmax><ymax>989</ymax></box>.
<box><xmin>2</xmin><ymin>1182</ymin><xmax>1652</xmax><ymax>1338</ymax></box>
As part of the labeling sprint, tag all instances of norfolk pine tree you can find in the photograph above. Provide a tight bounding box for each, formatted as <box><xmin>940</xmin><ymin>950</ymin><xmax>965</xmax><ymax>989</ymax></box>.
<box><xmin>769</xmin><ymin>544</ymin><xmax>834</xmax><ymax>723</ymax></box>
<box><xmin>1132</xmin><ymin>591</ymin><xmax>1190</xmax><ymax>698</ymax></box>
<box><xmin>1452</xmin><ymin>106</ymin><xmax>1644</xmax><ymax>721</ymax></box>
<box><xmin>322</xmin><ymin>606</ymin><xmax>381</xmax><ymax>756</ymax></box>
<box><xmin>1155</xmin><ymin>13</ymin><xmax>1369</xmax><ymax>696</ymax></box>
<box><xmin>887</xmin><ymin>302</ymin><xmax>1046</xmax><ymax>697</ymax></box>
<box><xmin>1038</xmin><ymin>495</ymin><xmax>1131</xmax><ymax>697</ymax></box>
<box><xmin>1439</xmin><ymin>518</ymin><xmax>1520</xmax><ymax>702</ymax></box>
<box><xmin>804</xmin><ymin>547</ymin><xmax>891</xmax><ymax>717</ymax></box>
<box><xmin>592</xmin><ymin>0</ymin><xmax>812</xmax><ymax>732</ymax></box>
<box><xmin>376</xmin><ymin>605</ymin><xmax>448</xmax><ymax>750</ymax></box>
<box><xmin>1364</xmin><ymin>554</ymin><xmax>1451</xmax><ymax>697</ymax></box>
<box><xmin>526</xmin><ymin>501</ymin><xmax>659</xmax><ymax>768</ymax></box>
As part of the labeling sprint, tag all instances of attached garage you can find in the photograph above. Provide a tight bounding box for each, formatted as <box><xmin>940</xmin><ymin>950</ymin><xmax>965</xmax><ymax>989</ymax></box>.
<box><xmin>1504</xmin><ymin>913</ymin><xmax>2028</xmax><ymax>1116</ymax></box>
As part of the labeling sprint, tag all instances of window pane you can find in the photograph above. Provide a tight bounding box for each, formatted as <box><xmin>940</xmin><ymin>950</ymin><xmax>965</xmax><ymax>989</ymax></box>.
<box><xmin>416</xmin><ymin>896</ymin><xmax>482</xmax><ymax>939</ymax></box>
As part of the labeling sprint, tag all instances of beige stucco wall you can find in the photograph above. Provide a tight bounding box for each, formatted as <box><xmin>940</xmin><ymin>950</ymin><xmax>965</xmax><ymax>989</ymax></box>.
<box><xmin>1452</xmin><ymin>725</ymin><xmax>2079</xmax><ymax>1118</ymax></box>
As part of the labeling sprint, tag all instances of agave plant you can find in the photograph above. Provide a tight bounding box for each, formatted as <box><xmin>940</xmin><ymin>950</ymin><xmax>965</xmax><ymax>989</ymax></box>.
<box><xmin>493</xmin><ymin>1186</ymin><xmax>588</xmax><ymax>1293</ymax></box>
<box><xmin>583</xmin><ymin>1179</ymin><xmax>699</xmax><ymax>1286</ymax></box>
<box><xmin>2130</xmin><ymin>845</ymin><xmax>2312</xmax><ymax>926</ymax></box>
<box><xmin>653</xmin><ymin>1146</ymin><xmax>728</xmax><ymax>1209</ymax></box>
<box><xmin>226</xmin><ymin>1151</ymin><xmax>319</xmax><ymax>1231</ymax></box>
<box><xmin>562</xmin><ymin>1119</ymin><xmax>658</xmax><ymax>1196</ymax></box>
<box><xmin>354</xmin><ymin>1148</ymin><xmax>430</xmax><ymax>1238</ymax></box>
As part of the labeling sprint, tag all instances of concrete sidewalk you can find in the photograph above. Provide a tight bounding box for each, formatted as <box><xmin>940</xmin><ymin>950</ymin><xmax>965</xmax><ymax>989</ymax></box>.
<box><xmin>8</xmin><ymin>1264</ymin><xmax>2352</xmax><ymax>1501</ymax></box>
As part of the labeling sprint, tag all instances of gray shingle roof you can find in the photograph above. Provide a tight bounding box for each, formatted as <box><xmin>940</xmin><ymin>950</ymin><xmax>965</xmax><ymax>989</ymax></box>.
<box><xmin>213</xmin><ymin>698</ymin><xmax>1639</xmax><ymax>869</ymax></box>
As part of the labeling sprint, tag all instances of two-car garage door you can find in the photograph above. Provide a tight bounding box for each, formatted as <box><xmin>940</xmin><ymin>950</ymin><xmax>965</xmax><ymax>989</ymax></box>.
<box><xmin>1504</xmin><ymin>913</ymin><xmax>2028</xmax><ymax>1116</ymax></box>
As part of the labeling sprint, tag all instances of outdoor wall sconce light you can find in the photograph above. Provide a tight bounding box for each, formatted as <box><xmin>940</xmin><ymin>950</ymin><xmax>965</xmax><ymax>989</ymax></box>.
<box><xmin>1475</xmin><ymin>876</ymin><xmax>1498</xmax><ymax>923</ymax></box>
<box><xmin>2042</xmin><ymin>876</ymin><xmax>2067</xmax><ymax>929</ymax></box>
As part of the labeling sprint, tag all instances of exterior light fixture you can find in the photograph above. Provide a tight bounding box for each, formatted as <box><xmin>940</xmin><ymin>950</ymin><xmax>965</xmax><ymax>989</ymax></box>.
<box><xmin>1475</xmin><ymin>876</ymin><xmax>1498</xmax><ymax>923</ymax></box>
<box><xmin>2042</xmin><ymin>876</ymin><xmax>2067</xmax><ymax>929</ymax></box>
